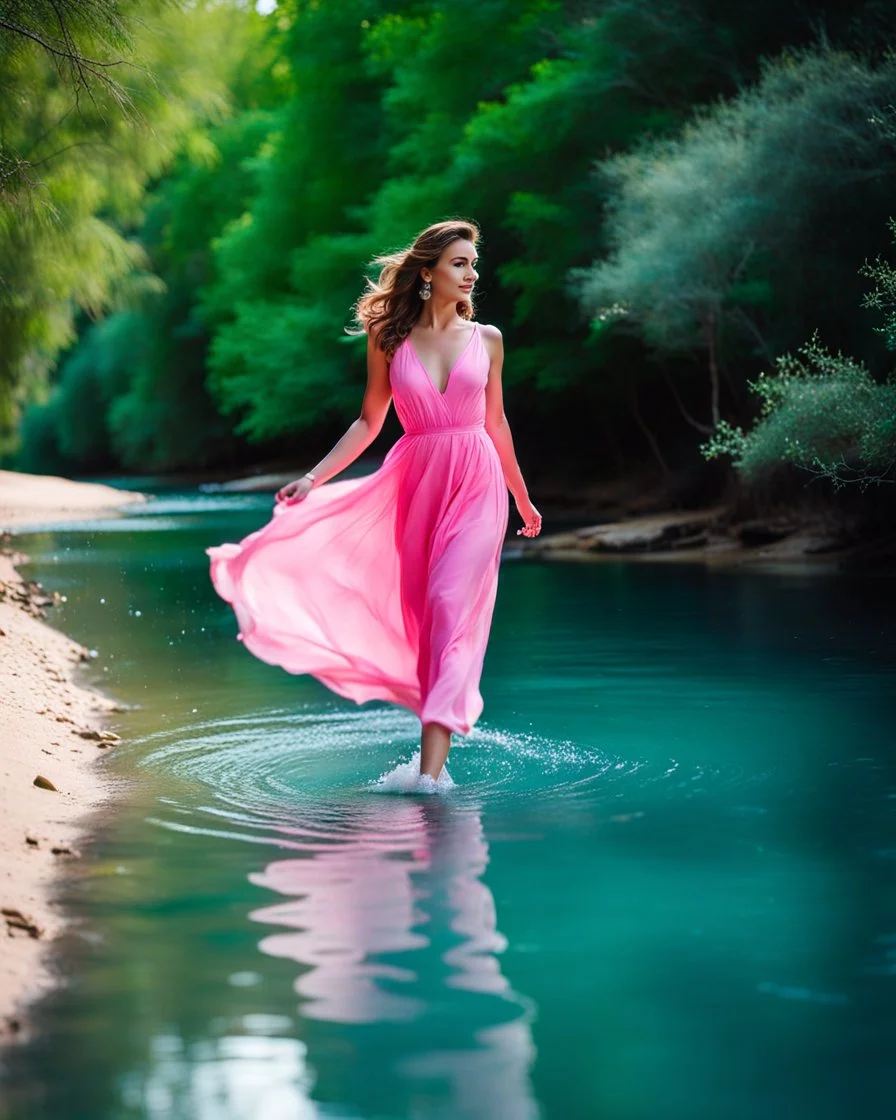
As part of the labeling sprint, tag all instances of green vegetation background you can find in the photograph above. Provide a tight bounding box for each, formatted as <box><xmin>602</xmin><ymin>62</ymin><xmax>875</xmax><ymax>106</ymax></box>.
<box><xmin>2</xmin><ymin>0</ymin><xmax>895</xmax><ymax>501</ymax></box>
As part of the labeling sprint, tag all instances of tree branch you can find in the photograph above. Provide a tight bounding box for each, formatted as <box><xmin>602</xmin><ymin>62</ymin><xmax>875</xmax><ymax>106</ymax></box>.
<box><xmin>659</xmin><ymin>363</ymin><xmax>714</xmax><ymax>434</ymax></box>
<box><xmin>628</xmin><ymin>384</ymin><xmax>671</xmax><ymax>476</ymax></box>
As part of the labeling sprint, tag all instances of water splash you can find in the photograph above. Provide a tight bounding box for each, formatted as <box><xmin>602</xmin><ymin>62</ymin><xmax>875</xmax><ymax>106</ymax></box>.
<box><xmin>372</xmin><ymin>750</ymin><xmax>457</xmax><ymax>794</ymax></box>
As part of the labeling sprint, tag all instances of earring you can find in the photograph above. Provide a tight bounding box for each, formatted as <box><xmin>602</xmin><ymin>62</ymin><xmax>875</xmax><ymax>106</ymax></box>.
<box><xmin>419</xmin><ymin>279</ymin><xmax>432</xmax><ymax>301</ymax></box>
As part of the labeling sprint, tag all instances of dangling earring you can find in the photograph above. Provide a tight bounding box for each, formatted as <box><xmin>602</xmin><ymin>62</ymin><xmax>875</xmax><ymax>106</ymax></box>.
<box><xmin>419</xmin><ymin>278</ymin><xmax>432</xmax><ymax>301</ymax></box>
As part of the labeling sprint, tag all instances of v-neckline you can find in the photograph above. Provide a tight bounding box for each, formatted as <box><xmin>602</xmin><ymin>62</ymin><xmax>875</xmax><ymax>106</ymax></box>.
<box><xmin>406</xmin><ymin>324</ymin><xmax>477</xmax><ymax>397</ymax></box>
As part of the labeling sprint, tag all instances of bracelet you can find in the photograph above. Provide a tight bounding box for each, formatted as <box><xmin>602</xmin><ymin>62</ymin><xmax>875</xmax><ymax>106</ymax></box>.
<box><xmin>303</xmin><ymin>471</ymin><xmax>317</xmax><ymax>484</ymax></box>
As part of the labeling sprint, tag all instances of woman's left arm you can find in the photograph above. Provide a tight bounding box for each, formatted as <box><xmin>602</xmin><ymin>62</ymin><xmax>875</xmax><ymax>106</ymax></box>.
<box><xmin>482</xmin><ymin>324</ymin><xmax>542</xmax><ymax>538</ymax></box>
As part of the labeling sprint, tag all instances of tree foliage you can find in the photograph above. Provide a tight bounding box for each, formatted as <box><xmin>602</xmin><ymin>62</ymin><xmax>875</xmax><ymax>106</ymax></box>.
<box><xmin>575</xmin><ymin>49</ymin><xmax>896</xmax><ymax>427</ymax></box>
<box><xmin>702</xmin><ymin>223</ymin><xmax>896</xmax><ymax>492</ymax></box>
<box><xmin>6</xmin><ymin>0</ymin><xmax>896</xmax><ymax>502</ymax></box>
<box><xmin>4</xmin><ymin>0</ymin><xmax>278</xmax><ymax>465</ymax></box>
<box><xmin>0</xmin><ymin>0</ymin><xmax>241</xmax><ymax>447</ymax></box>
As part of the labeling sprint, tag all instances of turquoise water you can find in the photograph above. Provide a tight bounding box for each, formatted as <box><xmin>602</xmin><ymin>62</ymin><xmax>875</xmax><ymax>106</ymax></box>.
<box><xmin>1</xmin><ymin>489</ymin><xmax>894</xmax><ymax>1119</ymax></box>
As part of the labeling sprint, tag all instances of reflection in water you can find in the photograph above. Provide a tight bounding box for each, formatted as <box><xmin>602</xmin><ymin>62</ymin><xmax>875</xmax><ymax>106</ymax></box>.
<box><xmin>249</xmin><ymin>797</ymin><xmax>539</xmax><ymax>1119</ymax></box>
<box><xmin>133</xmin><ymin>1028</ymin><xmax>318</xmax><ymax>1120</ymax></box>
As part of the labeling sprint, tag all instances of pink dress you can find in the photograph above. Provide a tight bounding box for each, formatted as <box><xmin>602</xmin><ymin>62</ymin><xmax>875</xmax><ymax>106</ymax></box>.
<box><xmin>206</xmin><ymin>322</ymin><xmax>509</xmax><ymax>735</ymax></box>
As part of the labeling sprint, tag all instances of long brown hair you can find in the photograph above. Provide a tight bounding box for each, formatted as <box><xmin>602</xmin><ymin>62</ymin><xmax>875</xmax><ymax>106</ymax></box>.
<box><xmin>352</xmin><ymin>219</ymin><xmax>480</xmax><ymax>358</ymax></box>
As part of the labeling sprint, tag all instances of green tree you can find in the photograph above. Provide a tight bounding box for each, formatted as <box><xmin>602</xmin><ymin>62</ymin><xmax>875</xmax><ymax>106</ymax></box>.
<box><xmin>0</xmin><ymin>0</ymin><xmax>234</xmax><ymax>449</ymax></box>
<box><xmin>9</xmin><ymin>0</ymin><xmax>279</xmax><ymax>469</ymax></box>
<box><xmin>575</xmin><ymin>50</ymin><xmax>896</xmax><ymax>437</ymax></box>
<box><xmin>200</xmin><ymin>0</ymin><xmax>396</xmax><ymax>444</ymax></box>
<box><xmin>15</xmin><ymin>0</ymin><xmax>896</xmax><ymax>483</ymax></box>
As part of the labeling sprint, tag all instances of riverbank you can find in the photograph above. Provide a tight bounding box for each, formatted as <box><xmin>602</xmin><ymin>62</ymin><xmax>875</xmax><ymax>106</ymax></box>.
<box><xmin>516</xmin><ymin>469</ymin><xmax>896</xmax><ymax>574</ymax></box>
<box><xmin>0</xmin><ymin>471</ymin><xmax>145</xmax><ymax>1043</ymax></box>
<box><xmin>519</xmin><ymin>506</ymin><xmax>896</xmax><ymax>573</ymax></box>
<box><xmin>0</xmin><ymin>468</ymin><xmax>147</xmax><ymax>529</ymax></box>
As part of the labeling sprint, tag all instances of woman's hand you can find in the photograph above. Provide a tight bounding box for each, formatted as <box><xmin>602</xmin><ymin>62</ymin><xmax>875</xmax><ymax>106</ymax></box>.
<box><xmin>515</xmin><ymin>497</ymin><xmax>542</xmax><ymax>538</ymax></box>
<box><xmin>275</xmin><ymin>476</ymin><xmax>314</xmax><ymax>505</ymax></box>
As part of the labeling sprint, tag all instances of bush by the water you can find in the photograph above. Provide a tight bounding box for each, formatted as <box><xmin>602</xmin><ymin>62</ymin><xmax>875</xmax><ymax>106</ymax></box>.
<box><xmin>700</xmin><ymin>337</ymin><xmax>896</xmax><ymax>491</ymax></box>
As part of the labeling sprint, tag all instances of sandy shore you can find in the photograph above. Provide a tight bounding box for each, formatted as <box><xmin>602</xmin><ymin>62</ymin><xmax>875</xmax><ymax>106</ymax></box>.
<box><xmin>1</xmin><ymin>471</ymin><xmax>145</xmax><ymax>1042</ymax></box>
<box><xmin>0</xmin><ymin>468</ymin><xmax>147</xmax><ymax>529</ymax></box>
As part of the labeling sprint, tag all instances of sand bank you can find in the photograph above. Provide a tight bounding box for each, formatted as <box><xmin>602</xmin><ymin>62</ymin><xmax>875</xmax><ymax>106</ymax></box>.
<box><xmin>0</xmin><ymin>468</ymin><xmax>147</xmax><ymax>529</ymax></box>
<box><xmin>1</xmin><ymin>471</ymin><xmax>145</xmax><ymax>1042</ymax></box>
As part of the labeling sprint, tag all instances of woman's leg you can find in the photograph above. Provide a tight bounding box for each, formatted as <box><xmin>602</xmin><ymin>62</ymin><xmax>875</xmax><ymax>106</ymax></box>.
<box><xmin>420</xmin><ymin>721</ymin><xmax>451</xmax><ymax>779</ymax></box>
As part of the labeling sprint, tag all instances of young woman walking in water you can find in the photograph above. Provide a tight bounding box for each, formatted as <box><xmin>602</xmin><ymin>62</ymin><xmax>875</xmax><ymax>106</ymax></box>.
<box><xmin>207</xmin><ymin>219</ymin><xmax>541</xmax><ymax>790</ymax></box>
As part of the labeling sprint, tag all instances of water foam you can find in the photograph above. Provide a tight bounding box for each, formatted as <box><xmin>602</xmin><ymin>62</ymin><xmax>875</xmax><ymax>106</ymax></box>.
<box><xmin>371</xmin><ymin>750</ymin><xmax>456</xmax><ymax>795</ymax></box>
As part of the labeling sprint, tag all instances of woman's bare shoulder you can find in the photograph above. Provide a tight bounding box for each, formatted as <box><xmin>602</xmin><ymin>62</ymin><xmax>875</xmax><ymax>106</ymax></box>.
<box><xmin>477</xmin><ymin>322</ymin><xmax>503</xmax><ymax>362</ymax></box>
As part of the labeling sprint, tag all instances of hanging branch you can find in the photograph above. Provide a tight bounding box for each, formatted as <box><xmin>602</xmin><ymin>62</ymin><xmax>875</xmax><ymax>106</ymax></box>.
<box><xmin>0</xmin><ymin>15</ymin><xmax>142</xmax><ymax>115</ymax></box>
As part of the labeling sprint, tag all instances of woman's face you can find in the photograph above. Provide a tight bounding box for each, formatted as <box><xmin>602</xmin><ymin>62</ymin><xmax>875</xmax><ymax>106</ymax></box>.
<box><xmin>423</xmin><ymin>238</ymin><xmax>479</xmax><ymax>302</ymax></box>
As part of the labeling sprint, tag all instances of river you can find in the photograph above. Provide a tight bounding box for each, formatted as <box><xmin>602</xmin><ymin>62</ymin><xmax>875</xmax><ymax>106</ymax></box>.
<box><xmin>1</xmin><ymin>486</ymin><xmax>894</xmax><ymax>1119</ymax></box>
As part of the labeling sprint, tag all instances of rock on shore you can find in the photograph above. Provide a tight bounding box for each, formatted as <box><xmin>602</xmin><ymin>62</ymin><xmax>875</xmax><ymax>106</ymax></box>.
<box><xmin>518</xmin><ymin>503</ymin><xmax>890</xmax><ymax>572</ymax></box>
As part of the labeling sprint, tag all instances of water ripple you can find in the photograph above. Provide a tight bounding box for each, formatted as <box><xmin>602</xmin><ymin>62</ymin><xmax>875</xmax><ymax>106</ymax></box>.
<box><xmin>134</xmin><ymin>704</ymin><xmax>768</xmax><ymax>844</ymax></box>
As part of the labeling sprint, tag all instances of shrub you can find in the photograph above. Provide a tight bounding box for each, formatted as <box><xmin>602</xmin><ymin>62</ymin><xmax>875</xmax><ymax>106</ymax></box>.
<box><xmin>701</xmin><ymin>335</ymin><xmax>896</xmax><ymax>490</ymax></box>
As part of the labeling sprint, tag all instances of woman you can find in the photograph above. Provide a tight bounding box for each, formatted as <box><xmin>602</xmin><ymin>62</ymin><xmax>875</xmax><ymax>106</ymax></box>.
<box><xmin>207</xmin><ymin>219</ymin><xmax>541</xmax><ymax>789</ymax></box>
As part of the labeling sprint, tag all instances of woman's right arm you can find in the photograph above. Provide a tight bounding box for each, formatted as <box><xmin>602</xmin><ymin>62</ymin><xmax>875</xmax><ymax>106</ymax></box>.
<box><xmin>276</xmin><ymin>330</ymin><xmax>392</xmax><ymax>504</ymax></box>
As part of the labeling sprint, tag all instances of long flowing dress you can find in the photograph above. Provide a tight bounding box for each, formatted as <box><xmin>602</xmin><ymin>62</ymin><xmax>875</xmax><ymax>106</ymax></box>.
<box><xmin>206</xmin><ymin>322</ymin><xmax>509</xmax><ymax>736</ymax></box>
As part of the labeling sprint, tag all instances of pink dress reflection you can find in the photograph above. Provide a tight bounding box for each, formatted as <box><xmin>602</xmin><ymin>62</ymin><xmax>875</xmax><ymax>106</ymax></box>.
<box><xmin>248</xmin><ymin>798</ymin><xmax>538</xmax><ymax>1118</ymax></box>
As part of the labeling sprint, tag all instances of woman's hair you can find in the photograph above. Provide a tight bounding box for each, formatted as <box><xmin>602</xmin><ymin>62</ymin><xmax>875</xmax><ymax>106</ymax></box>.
<box><xmin>352</xmin><ymin>219</ymin><xmax>480</xmax><ymax>358</ymax></box>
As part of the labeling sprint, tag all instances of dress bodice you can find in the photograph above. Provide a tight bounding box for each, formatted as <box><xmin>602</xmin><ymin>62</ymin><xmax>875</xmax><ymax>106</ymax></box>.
<box><xmin>388</xmin><ymin>323</ymin><xmax>488</xmax><ymax>434</ymax></box>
